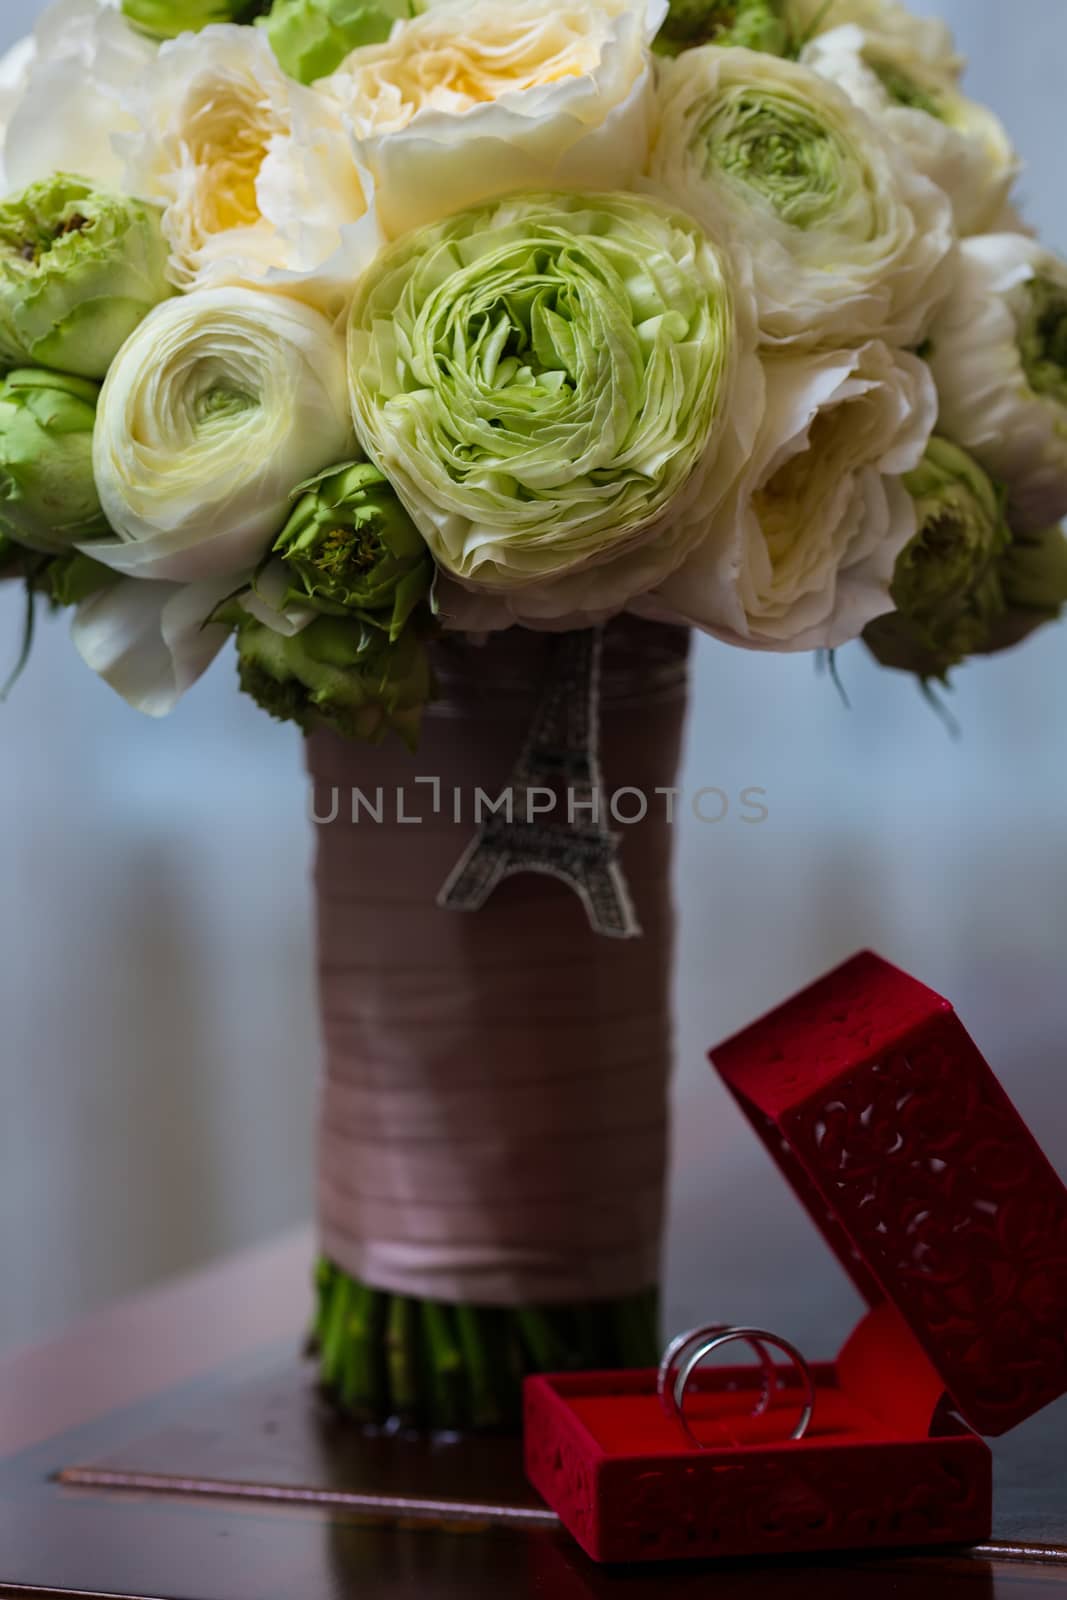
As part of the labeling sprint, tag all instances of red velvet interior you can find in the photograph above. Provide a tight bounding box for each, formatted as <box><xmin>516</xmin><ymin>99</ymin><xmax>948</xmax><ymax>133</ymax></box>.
<box><xmin>546</xmin><ymin>1307</ymin><xmax>960</xmax><ymax>1459</ymax></box>
<box><xmin>567</xmin><ymin>1367</ymin><xmax>917</xmax><ymax>1456</ymax></box>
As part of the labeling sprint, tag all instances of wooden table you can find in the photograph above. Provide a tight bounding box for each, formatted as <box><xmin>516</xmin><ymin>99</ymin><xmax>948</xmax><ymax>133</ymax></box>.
<box><xmin>3</xmin><ymin>1229</ymin><xmax>1066</xmax><ymax>1600</ymax></box>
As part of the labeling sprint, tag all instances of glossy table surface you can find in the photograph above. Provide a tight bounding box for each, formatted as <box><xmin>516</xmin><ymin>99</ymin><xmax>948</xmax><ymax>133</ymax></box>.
<box><xmin>3</xmin><ymin>1229</ymin><xmax>1067</xmax><ymax>1600</ymax></box>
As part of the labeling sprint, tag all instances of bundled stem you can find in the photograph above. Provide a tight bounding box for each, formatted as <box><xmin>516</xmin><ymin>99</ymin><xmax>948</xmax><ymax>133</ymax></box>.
<box><xmin>312</xmin><ymin>1257</ymin><xmax>659</xmax><ymax>1432</ymax></box>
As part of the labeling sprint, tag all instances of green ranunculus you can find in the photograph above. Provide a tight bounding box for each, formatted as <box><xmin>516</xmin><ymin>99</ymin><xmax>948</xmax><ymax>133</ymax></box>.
<box><xmin>655</xmin><ymin>0</ymin><xmax>787</xmax><ymax>59</ymax></box>
<box><xmin>237</xmin><ymin>614</ymin><xmax>434</xmax><ymax>749</ymax></box>
<box><xmin>274</xmin><ymin>461</ymin><xmax>433</xmax><ymax>640</ymax></box>
<box><xmin>348</xmin><ymin>190</ymin><xmax>754</xmax><ymax>625</ymax></box>
<box><xmin>976</xmin><ymin>525</ymin><xmax>1067</xmax><ymax>656</ymax></box>
<box><xmin>0</xmin><ymin>175</ymin><xmax>173</xmax><ymax>381</ymax></box>
<box><xmin>122</xmin><ymin>0</ymin><xmax>262</xmax><ymax>39</ymax></box>
<box><xmin>0</xmin><ymin>369</ymin><xmax>109</xmax><ymax>554</ymax></box>
<box><xmin>262</xmin><ymin>0</ymin><xmax>413</xmax><ymax>84</ymax></box>
<box><xmin>863</xmin><ymin>438</ymin><xmax>1010</xmax><ymax>680</ymax></box>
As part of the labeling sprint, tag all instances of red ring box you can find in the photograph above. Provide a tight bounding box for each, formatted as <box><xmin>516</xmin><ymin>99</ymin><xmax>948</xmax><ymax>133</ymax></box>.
<box><xmin>524</xmin><ymin>951</ymin><xmax>1067</xmax><ymax>1564</ymax></box>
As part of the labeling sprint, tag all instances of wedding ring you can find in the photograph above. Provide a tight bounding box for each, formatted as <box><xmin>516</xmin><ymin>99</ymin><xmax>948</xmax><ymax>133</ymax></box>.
<box><xmin>658</xmin><ymin>1324</ymin><xmax>816</xmax><ymax>1451</ymax></box>
<box><xmin>658</xmin><ymin>1325</ymin><xmax>776</xmax><ymax>1424</ymax></box>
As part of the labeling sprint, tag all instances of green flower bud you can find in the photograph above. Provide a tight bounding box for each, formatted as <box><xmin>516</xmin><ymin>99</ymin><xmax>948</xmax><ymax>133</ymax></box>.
<box><xmin>237</xmin><ymin>614</ymin><xmax>433</xmax><ymax>749</ymax></box>
<box><xmin>121</xmin><ymin>0</ymin><xmax>262</xmax><ymax>40</ymax></box>
<box><xmin>655</xmin><ymin>0</ymin><xmax>787</xmax><ymax>58</ymax></box>
<box><xmin>273</xmin><ymin>461</ymin><xmax>433</xmax><ymax>640</ymax></box>
<box><xmin>864</xmin><ymin>438</ymin><xmax>1010</xmax><ymax>681</ymax></box>
<box><xmin>0</xmin><ymin>369</ymin><xmax>109</xmax><ymax>554</ymax></box>
<box><xmin>37</xmin><ymin>551</ymin><xmax>119</xmax><ymax>609</ymax></box>
<box><xmin>976</xmin><ymin>524</ymin><xmax>1067</xmax><ymax>656</ymax></box>
<box><xmin>262</xmin><ymin>0</ymin><xmax>413</xmax><ymax>84</ymax></box>
<box><xmin>0</xmin><ymin>174</ymin><xmax>174</xmax><ymax>381</ymax></box>
<box><xmin>0</xmin><ymin>531</ymin><xmax>18</xmax><ymax>576</ymax></box>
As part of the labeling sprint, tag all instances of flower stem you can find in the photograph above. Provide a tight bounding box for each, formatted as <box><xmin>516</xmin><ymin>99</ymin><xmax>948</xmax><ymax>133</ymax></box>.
<box><xmin>314</xmin><ymin>1258</ymin><xmax>659</xmax><ymax>1433</ymax></box>
<box><xmin>420</xmin><ymin>1301</ymin><xmax>465</xmax><ymax>1433</ymax></box>
<box><xmin>340</xmin><ymin>1283</ymin><xmax>388</xmax><ymax>1420</ymax></box>
<box><xmin>385</xmin><ymin>1294</ymin><xmax>420</xmax><ymax>1425</ymax></box>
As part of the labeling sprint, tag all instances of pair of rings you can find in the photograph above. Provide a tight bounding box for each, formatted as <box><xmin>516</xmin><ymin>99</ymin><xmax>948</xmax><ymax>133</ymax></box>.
<box><xmin>658</xmin><ymin>1325</ymin><xmax>816</xmax><ymax>1451</ymax></box>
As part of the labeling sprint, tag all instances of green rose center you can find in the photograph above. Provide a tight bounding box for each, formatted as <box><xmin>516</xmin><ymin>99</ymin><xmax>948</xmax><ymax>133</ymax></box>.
<box><xmin>897</xmin><ymin>508</ymin><xmax>972</xmax><ymax>612</ymax></box>
<box><xmin>312</xmin><ymin>526</ymin><xmax>383</xmax><ymax>580</ymax></box>
<box><xmin>1020</xmin><ymin>275</ymin><xmax>1067</xmax><ymax>405</ymax></box>
<box><xmin>870</xmin><ymin>61</ymin><xmax>946</xmax><ymax>120</ymax></box>
<box><xmin>468</xmin><ymin>277</ymin><xmax>582</xmax><ymax>398</ymax></box>
<box><xmin>702</xmin><ymin>91</ymin><xmax>847</xmax><ymax>229</ymax></box>
<box><xmin>426</xmin><ymin>252</ymin><xmax>621</xmax><ymax>475</ymax></box>
<box><xmin>922</xmin><ymin>509</ymin><xmax>968</xmax><ymax>563</ymax></box>
<box><xmin>194</xmin><ymin>381</ymin><xmax>259</xmax><ymax>431</ymax></box>
<box><xmin>4</xmin><ymin>206</ymin><xmax>96</xmax><ymax>269</ymax></box>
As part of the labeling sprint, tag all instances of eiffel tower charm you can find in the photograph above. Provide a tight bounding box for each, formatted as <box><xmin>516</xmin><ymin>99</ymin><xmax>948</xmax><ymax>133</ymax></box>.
<box><xmin>437</xmin><ymin>628</ymin><xmax>641</xmax><ymax>939</ymax></box>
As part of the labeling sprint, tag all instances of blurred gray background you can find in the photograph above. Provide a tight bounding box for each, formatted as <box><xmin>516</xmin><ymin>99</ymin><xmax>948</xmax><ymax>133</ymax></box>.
<box><xmin>2</xmin><ymin>0</ymin><xmax>1066</xmax><ymax>1358</ymax></box>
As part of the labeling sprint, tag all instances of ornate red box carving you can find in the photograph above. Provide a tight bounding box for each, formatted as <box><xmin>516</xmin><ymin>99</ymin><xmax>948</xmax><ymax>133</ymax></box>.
<box><xmin>524</xmin><ymin>951</ymin><xmax>1067</xmax><ymax>1565</ymax></box>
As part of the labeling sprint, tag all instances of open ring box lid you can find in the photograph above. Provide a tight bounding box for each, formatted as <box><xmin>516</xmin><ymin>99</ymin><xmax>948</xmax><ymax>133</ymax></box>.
<box><xmin>524</xmin><ymin>951</ymin><xmax>1067</xmax><ymax>1565</ymax></box>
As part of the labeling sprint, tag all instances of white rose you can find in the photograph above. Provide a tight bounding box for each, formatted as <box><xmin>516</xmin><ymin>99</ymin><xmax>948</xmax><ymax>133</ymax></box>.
<box><xmin>323</xmin><ymin>0</ymin><xmax>665</xmax><ymax>239</ymax></box>
<box><xmin>785</xmin><ymin>0</ymin><xmax>960</xmax><ymax>71</ymax></box>
<box><xmin>0</xmin><ymin>36</ymin><xmax>35</xmax><ymax>194</ymax></box>
<box><xmin>119</xmin><ymin>25</ymin><xmax>378</xmax><ymax>311</ymax></box>
<box><xmin>928</xmin><ymin>235</ymin><xmax>1067</xmax><ymax>534</ymax></box>
<box><xmin>647</xmin><ymin>48</ymin><xmax>955</xmax><ymax>350</ymax></box>
<box><xmin>802</xmin><ymin>25</ymin><xmax>1018</xmax><ymax>237</ymax></box>
<box><xmin>637</xmin><ymin>341</ymin><xmax>937</xmax><ymax>650</ymax></box>
<box><xmin>3</xmin><ymin>0</ymin><xmax>153</xmax><ymax>194</ymax></box>
<box><xmin>89</xmin><ymin>285</ymin><xmax>354</xmax><ymax>585</ymax></box>
<box><xmin>71</xmin><ymin>575</ymin><xmax>237</xmax><ymax>718</ymax></box>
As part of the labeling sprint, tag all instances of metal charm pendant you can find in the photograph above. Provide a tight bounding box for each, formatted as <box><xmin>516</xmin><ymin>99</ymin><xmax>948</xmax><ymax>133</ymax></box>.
<box><xmin>436</xmin><ymin>629</ymin><xmax>641</xmax><ymax>939</ymax></box>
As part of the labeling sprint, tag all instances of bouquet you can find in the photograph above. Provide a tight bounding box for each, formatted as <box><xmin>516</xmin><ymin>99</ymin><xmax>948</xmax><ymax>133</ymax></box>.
<box><xmin>4</xmin><ymin>0</ymin><xmax>1067</xmax><ymax>1437</ymax></box>
<box><xmin>0</xmin><ymin>0</ymin><xmax>1064</xmax><ymax>743</ymax></box>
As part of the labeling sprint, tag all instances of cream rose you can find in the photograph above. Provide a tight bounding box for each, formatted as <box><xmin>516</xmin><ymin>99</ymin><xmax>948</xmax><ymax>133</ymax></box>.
<box><xmin>89</xmin><ymin>285</ymin><xmax>354</xmax><ymax>584</ymax></box>
<box><xmin>803</xmin><ymin>25</ymin><xmax>1017</xmax><ymax>237</ymax></box>
<box><xmin>323</xmin><ymin>0</ymin><xmax>665</xmax><ymax>238</ymax></box>
<box><xmin>119</xmin><ymin>24</ymin><xmax>378</xmax><ymax>310</ymax></box>
<box><xmin>647</xmin><ymin>47</ymin><xmax>955</xmax><ymax>350</ymax></box>
<box><xmin>928</xmin><ymin>235</ymin><xmax>1067</xmax><ymax>535</ymax></box>
<box><xmin>639</xmin><ymin>341</ymin><xmax>937</xmax><ymax>650</ymax></box>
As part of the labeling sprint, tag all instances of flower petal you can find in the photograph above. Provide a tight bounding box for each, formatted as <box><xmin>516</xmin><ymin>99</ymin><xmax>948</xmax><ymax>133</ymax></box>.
<box><xmin>640</xmin><ymin>341</ymin><xmax>937</xmax><ymax>651</ymax></box>
<box><xmin>71</xmin><ymin>573</ymin><xmax>236</xmax><ymax>716</ymax></box>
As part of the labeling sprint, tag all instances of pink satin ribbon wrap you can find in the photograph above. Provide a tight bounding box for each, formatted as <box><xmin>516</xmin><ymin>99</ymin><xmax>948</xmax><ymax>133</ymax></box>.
<box><xmin>308</xmin><ymin>621</ymin><xmax>690</xmax><ymax>1307</ymax></box>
